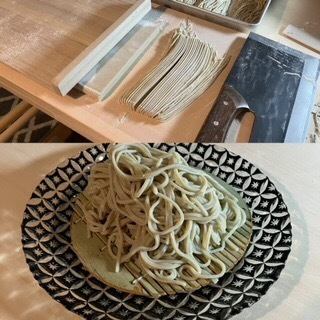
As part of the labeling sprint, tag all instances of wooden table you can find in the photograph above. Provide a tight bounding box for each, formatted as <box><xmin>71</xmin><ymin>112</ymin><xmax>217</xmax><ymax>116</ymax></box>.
<box><xmin>0</xmin><ymin>0</ymin><xmax>319</xmax><ymax>142</ymax></box>
<box><xmin>0</xmin><ymin>143</ymin><xmax>319</xmax><ymax>319</ymax></box>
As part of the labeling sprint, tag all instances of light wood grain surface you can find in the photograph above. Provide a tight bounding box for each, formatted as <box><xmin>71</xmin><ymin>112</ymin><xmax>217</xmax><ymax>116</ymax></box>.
<box><xmin>0</xmin><ymin>143</ymin><xmax>319</xmax><ymax>320</ymax></box>
<box><xmin>283</xmin><ymin>25</ymin><xmax>320</xmax><ymax>54</ymax></box>
<box><xmin>52</xmin><ymin>0</ymin><xmax>151</xmax><ymax>95</ymax></box>
<box><xmin>0</xmin><ymin>0</ymin><xmax>319</xmax><ymax>142</ymax></box>
<box><xmin>0</xmin><ymin>0</ymin><xmax>136</xmax><ymax>88</ymax></box>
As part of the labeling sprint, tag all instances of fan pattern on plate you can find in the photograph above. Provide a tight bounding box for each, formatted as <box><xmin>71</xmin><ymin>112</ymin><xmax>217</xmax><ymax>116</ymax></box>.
<box><xmin>22</xmin><ymin>144</ymin><xmax>292</xmax><ymax>320</ymax></box>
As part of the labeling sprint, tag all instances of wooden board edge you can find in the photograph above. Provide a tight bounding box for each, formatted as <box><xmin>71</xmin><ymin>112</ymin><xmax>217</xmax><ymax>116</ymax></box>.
<box><xmin>0</xmin><ymin>101</ymin><xmax>31</xmax><ymax>132</ymax></box>
<box><xmin>0</xmin><ymin>107</ymin><xmax>38</xmax><ymax>142</ymax></box>
<box><xmin>52</xmin><ymin>0</ymin><xmax>152</xmax><ymax>96</ymax></box>
<box><xmin>0</xmin><ymin>63</ymin><xmax>136</xmax><ymax>142</ymax></box>
<box><xmin>283</xmin><ymin>24</ymin><xmax>320</xmax><ymax>54</ymax></box>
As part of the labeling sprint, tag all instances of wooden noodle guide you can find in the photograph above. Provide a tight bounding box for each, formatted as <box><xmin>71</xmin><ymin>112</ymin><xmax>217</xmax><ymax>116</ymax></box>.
<box><xmin>78</xmin><ymin>10</ymin><xmax>167</xmax><ymax>100</ymax></box>
<box><xmin>0</xmin><ymin>0</ymin><xmax>151</xmax><ymax>95</ymax></box>
<box><xmin>53</xmin><ymin>0</ymin><xmax>152</xmax><ymax>95</ymax></box>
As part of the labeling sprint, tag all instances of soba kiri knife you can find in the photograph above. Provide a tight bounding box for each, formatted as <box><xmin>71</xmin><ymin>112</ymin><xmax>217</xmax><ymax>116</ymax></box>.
<box><xmin>197</xmin><ymin>32</ymin><xmax>320</xmax><ymax>143</ymax></box>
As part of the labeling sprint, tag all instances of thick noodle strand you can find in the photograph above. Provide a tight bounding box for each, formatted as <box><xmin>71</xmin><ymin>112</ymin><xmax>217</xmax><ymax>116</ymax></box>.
<box><xmin>74</xmin><ymin>144</ymin><xmax>247</xmax><ymax>286</ymax></box>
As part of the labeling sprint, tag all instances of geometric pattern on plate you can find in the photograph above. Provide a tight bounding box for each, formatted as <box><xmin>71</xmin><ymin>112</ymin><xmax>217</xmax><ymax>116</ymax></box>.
<box><xmin>22</xmin><ymin>143</ymin><xmax>292</xmax><ymax>320</ymax></box>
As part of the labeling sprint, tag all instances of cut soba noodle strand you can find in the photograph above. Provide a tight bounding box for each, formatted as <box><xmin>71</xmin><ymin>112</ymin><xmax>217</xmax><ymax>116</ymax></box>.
<box><xmin>198</xmin><ymin>0</ymin><xmax>232</xmax><ymax>15</ymax></box>
<box><xmin>74</xmin><ymin>144</ymin><xmax>247</xmax><ymax>287</ymax></box>
<box><xmin>122</xmin><ymin>21</ymin><xmax>229</xmax><ymax>121</ymax></box>
<box><xmin>175</xmin><ymin>0</ymin><xmax>231</xmax><ymax>16</ymax></box>
<box><xmin>177</xmin><ymin>0</ymin><xmax>267</xmax><ymax>23</ymax></box>
<box><xmin>229</xmin><ymin>0</ymin><xmax>267</xmax><ymax>23</ymax></box>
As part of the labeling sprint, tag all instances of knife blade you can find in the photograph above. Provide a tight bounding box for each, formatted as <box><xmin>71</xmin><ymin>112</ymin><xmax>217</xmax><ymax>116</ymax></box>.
<box><xmin>196</xmin><ymin>32</ymin><xmax>320</xmax><ymax>143</ymax></box>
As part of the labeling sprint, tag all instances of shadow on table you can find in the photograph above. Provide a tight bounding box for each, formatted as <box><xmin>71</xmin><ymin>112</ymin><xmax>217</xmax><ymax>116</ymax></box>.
<box><xmin>0</xmin><ymin>145</ymin><xmax>89</xmax><ymax>320</ymax></box>
<box><xmin>236</xmin><ymin>171</ymin><xmax>309</xmax><ymax>320</ymax></box>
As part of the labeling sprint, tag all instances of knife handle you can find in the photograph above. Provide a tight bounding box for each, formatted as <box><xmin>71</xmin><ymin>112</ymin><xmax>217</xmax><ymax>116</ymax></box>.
<box><xmin>197</xmin><ymin>86</ymin><xmax>250</xmax><ymax>143</ymax></box>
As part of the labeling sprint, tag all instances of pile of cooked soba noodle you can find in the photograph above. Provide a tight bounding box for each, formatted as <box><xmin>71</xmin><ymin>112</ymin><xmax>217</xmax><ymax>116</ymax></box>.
<box><xmin>74</xmin><ymin>144</ymin><xmax>247</xmax><ymax>287</ymax></box>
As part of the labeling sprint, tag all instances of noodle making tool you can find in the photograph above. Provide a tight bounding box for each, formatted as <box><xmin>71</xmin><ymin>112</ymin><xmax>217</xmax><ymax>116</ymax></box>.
<box><xmin>197</xmin><ymin>32</ymin><xmax>320</xmax><ymax>143</ymax></box>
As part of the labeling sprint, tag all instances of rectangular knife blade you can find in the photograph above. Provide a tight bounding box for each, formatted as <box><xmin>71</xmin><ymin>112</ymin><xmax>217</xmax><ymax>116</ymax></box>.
<box><xmin>197</xmin><ymin>32</ymin><xmax>320</xmax><ymax>143</ymax></box>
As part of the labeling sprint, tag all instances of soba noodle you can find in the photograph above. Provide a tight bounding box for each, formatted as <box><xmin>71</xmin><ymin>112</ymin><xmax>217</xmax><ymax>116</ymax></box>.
<box><xmin>74</xmin><ymin>144</ymin><xmax>247</xmax><ymax>287</ymax></box>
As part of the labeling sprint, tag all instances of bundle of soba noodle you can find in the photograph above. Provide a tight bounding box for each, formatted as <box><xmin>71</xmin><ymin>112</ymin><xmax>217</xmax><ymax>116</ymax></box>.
<box><xmin>74</xmin><ymin>144</ymin><xmax>247</xmax><ymax>287</ymax></box>
<box><xmin>122</xmin><ymin>21</ymin><xmax>229</xmax><ymax>122</ymax></box>
<box><xmin>198</xmin><ymin>0</ymin><xmax>232</xmax><ymax>16</ymax></box>
<box><xmin>228</xmin><ymin>0</ymin><xmax>267</xmax><ymax>23</ymax></box>
<box><xmin>177</xmin><ymin>0</ymin><xmax>267</xmax><ymax>24</ymax></box>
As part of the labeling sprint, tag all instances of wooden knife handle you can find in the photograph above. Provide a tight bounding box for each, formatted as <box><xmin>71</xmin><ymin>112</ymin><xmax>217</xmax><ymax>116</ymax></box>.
<box><xmin>197</xmin><ymin>86</ymin><xmax>250</xmax><ymax>142</ymax></box>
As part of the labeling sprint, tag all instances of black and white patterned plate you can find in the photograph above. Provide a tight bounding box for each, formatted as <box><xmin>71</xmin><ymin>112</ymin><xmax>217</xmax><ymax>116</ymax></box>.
<box><xmin>22</xmin><ymin>144</ymin><xmax>292</xmax><ymax>320</ymax></box>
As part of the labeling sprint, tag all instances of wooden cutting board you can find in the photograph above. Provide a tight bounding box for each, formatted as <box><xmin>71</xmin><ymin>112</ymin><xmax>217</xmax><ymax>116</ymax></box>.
<box><xmin>0</xmin><ymin>0</ymin><xmax>136</xmax><ymax>89</ymax></box>
<box><xmin>0</xmin><ymin>5</ymin><xmax>246</xmax><ymax>142</ymax></box>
